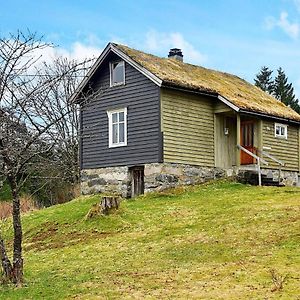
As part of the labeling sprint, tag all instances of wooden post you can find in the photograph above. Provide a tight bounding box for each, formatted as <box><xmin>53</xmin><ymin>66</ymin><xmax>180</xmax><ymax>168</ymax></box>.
<box><xmin>236</xmin><ymin>114</ymin><xmax>241</xmax><ymax>167</ymax></box>
<box><xmin>258</xmin><ymin>119</ymin><xmax>263</xmax><ymax>155</ymax></box>
<box><xmin>257</xmin><ymin>158</ymin><xmax>262</xmax><ymax>186</ymax></box>
<box><xmin>214</xmin><ymin>114</ymin><xmax>217</xmax><ymax>168</ymax></box>
<box><xmin>298</xmin><ymin>127</ymin><xmax>300</xmax><ymax>173</ymax></box>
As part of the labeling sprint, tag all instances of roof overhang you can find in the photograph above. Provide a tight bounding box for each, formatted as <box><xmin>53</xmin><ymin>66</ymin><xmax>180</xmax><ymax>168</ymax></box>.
<box><xmin>161</xmin><ymin>84</ymin><xmax>300</xmax><ymax>124</ymax></box>
<box><xmin>217</xmin><ymin>95</ymin><xmax>240</xmax><ymax>112</ymax></box>
<box><xmin>70</xmin><ymin>43</ymin><xmax>162</xmax><ymax>103</ymax></box>
<box><xmin>239</xmin><ymin>109</ymin><xmax>300</xmax><ymax>125</ymax></box>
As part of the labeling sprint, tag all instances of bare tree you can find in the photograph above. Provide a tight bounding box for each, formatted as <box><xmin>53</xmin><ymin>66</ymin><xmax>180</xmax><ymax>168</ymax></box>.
<box><xmin>0</xmin><ymin>31</ymin><xmax>91</xmax><ymax>285</ymax></box>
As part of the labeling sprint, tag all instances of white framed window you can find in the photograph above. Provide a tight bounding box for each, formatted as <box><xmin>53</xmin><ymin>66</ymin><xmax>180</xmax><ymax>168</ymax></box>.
<box><xmin>110</xmin><ymin>61</ymin><xmax>125</xmax><ymax>86</ymax></box>
<box><xmin>107</xmin><ymin>108</ymin><xmax>127</xmax><ymax>148</ymax></box>
<box><xmin>275</xmin><ymin>123</ymin><xmax>288</xmax><ymax>139</ymax></box>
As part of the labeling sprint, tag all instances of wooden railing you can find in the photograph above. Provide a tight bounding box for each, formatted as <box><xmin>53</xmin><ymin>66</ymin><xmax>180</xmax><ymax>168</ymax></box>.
<box><xmin>257</xmin><ymin>149</ymin><xmax>285</xmax><ymax>182</ymax></box>
<box><xmin>237</xmin><ymin>145</ymin><xmax>268</xmax><ymax>186</ymax></box>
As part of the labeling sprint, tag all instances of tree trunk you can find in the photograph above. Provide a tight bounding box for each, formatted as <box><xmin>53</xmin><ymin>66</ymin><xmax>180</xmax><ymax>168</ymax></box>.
<box><xmin>1</xmin><ymin>177</ymin><xmax>24</xmax><ymax>285</ymax></box>
<box><xmin>11</xmin><ymin>186</ymin><xmax>23</xmax><ymax>285</ymax></box>
<box><xmin>0</xmin><ymin>236</ymin><xmax>14</xmax><ymax>282</ymax></box>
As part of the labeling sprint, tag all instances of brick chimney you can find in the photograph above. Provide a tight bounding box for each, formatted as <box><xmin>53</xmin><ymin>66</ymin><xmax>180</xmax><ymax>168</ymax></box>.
<box><xmin>168</xmin><ymin>48</ymin><xmax>183</xmax><ymax>62</ymax></box>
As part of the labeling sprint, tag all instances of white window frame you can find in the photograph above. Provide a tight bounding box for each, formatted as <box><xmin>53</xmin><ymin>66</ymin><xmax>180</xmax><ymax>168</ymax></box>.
<box><xmin>274</xmin><ymin>123</ymin><xmax>288</xmax><ymax>139</ymax></box>
<box><xmin>107</xmin><ymin>107</ymin><xmax>127</xmax><ymax>148</ymax></box>
<box><xmin>109</xmin><ymin>60</ymin><xmax>125</xmax><ymax>87</ymax></box>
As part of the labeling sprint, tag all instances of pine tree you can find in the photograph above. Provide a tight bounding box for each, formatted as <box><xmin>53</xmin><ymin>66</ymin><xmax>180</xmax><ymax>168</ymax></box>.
<box><xmin>273</xmin><ymin>67</ymin><xmax>300</xmax><ymax>113</ymax></box>
<box><xmin>254</xmin><ymin>66</ymin><xmax>274</xmax><ymax>94</ymax></box>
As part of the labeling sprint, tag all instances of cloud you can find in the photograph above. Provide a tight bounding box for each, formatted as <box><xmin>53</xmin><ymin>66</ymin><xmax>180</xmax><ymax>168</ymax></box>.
<box><xmin>26</xmin><ymin>41</ymin><xmax>102</xmax><ymax>73</ymax></box>
<box><xmin>294</xmin><ymin>0</ymin><xmax>300</xmax><ymax>13</ymax></box>
<box><xmin>16</xmin><ymin>40</ymin><xmax>103</xmax><ymax>75</ymax></box>
<box><xmin>278</xmin><ymin>12</ymin><xmax>299</xmax><ymax>39</ymax></box>
<box><xmin>59</xmin><ymin>42</ymin><xmax>102</xmax><ymax>60</ymax></box>
<box><xmin>144</xmin><ymin>30</ymin><xmax>207</xmax><ymax>64</ymax></box>
<box><xmin>265</xmin><ymin>12</ymin><xmax>299</xmax><ymax>40</ymax></box>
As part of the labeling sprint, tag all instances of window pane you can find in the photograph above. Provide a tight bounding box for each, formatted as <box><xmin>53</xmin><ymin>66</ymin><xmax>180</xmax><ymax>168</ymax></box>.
<box><xmin>119</xmin><ymin>123</ymin><xmax>125</xmax><ymax>143</ymax></box>
<box><xmin>276</xmin><ymin>126</ymin><xmax>280</xmax><ymax>135</ymax></box>
<box><xmin>119</xmin><ymin>112</ymin><xmax>124</xmax><ymax>122</ymax></box>
<box><xmin>112</xmin><ymin>124</ymin><xmax>118</xmax><ymax>143</ymax></box>
<box><xmin>281</xmin><ymin>127</ymin><xmax>285</xmax><ymax>135</ymax></box>
<box><xmin>112</xmin><ymin>113</ymin><xmax>118</xmax><ymax>123</ymax></box>
<box><xmin>112</xmin><ymin>62</ymin><xmax>124</xmax><ymax>84</ymax></box>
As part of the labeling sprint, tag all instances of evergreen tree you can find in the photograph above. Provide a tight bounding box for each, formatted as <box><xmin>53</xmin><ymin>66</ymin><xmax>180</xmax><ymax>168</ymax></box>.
<box><xmin>254</xmin><ymin>66</ymin><xmax>274</xmax><ymax>94</ymax></box>
<box><xmin>273</xmin><ymin>67</ymin><xmax>300</xmax><ymax>113</ymax></box>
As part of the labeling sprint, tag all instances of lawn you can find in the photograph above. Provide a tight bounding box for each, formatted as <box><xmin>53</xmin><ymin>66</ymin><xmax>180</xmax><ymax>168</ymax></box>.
<box><xmin>0</xmin><ymin>181</ymin><xmax>299</xmax><ymax>299</ymax></box>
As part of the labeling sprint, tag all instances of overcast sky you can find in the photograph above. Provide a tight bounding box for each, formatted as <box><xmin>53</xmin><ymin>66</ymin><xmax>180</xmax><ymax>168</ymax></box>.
<box><xmin>1</xmin><ymin>0</ymin><xmax>300</xmax><ymax>98</ymax></box>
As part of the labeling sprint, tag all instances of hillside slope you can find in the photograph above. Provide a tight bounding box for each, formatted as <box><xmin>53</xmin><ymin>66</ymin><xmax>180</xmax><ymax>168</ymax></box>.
<box><xmin>0</xmin><ymin>181</ymin><xmax>299</xmax><ymax>299</ymax></box>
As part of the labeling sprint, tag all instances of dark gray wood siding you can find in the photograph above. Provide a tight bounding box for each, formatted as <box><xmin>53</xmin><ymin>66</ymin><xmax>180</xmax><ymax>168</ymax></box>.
<box><xmin>80</xmin><ymin>52</ymin><xmax>161</xmax><ymax>169</ymax></box>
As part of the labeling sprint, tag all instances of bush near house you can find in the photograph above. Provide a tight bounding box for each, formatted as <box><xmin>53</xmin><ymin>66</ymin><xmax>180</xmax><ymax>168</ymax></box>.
<box><xmin>0</xmin><ymin>181</ymin><xmax>299</xmax><ymax>299</ymax></box>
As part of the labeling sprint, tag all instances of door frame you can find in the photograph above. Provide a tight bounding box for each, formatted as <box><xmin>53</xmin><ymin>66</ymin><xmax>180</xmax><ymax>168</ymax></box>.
<box><xmin>129</xmin><ymin>166</ymin><xmax>144</xmax><ymax>198</ymax></box>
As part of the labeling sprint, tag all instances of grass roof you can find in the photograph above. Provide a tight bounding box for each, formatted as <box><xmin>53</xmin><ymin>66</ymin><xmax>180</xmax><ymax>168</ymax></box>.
<box><xmin>115</xmin><ymin>44</ymin><xmax>300</xmax><ymax>122</ymax></box>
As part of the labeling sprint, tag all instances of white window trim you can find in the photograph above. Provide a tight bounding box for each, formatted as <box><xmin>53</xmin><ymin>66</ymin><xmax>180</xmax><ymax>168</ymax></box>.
<box><xmin>107</xmin><ymin>107</ymin><xmax>127</xmax><ymax>148</ymax></box>
<box><xmin>109</xmin><ymin>60</ymin><xmax>125</xmax><ymax>87</ymax></box>
<box><xmin>274</xmin><ymin>123</ymin><xmax>288</xmax><ymax>139</ymax></box>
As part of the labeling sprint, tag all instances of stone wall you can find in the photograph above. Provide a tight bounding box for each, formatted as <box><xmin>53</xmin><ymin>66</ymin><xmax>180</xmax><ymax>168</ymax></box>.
<box><xmin>261</xmin><ymin>168</ymin><xmax>299</xmax><ymax>186</ymax></box>
<box><xmin>144</xmin><ymin>163</ymin><xmax>224</xmax><ymax>193</ymax></box>
<box><xmin>236</xmin><ymin>167</ymin><xmax>299</xmax><ymax>186</ymax></box>
<box><xmin>81</xmin><ymin>166</ymin><xmax>130</xmax><ymax>198</ymax></box>
<box><xmin>81</xmin><ymin>163</ymin><xmax>299</xmax><ymax>197</ymax></box>
<box><xmin>81</xmin><ymin>163</ymin><xmax>226</xmax><ymax>197</ymax></box>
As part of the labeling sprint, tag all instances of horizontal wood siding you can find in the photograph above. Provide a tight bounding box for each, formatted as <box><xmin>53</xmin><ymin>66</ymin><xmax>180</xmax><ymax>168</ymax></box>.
<box><xmin>262</xmin><ymin>120</ymin><xmax>299</xmax><ymax>171</ymax></box>
<box><xmin>80</xmin><ymin>52</ymin><xmax>161</xmax><ymax>168</ymax></box>
<box><xmin>161</xmin><ymin>89</ymin><xmax>214</xmax><ymax>166</ymax></box>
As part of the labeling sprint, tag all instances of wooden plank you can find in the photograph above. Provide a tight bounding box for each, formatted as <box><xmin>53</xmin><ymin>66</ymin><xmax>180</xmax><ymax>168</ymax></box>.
<box><xmin>214</xmin><ymin>107</ymin><xmax>232</xmax><ymax>113</ymax></box>
<box><xmin>236</xmin><ymin>114</ymin><xmax>240</xmax><ymax>167</ymax></box>
<box><xmin>163</xmin><ymin>116</ymin><xmax>213</xmax><ymax>130</ymax></box>
<box><xmin>258</xmin><ymin>119</ymin><xmax>263</xmax><ymax>153</ymax></box>
<box><xmin>299</xmin><ymin>127</ymin><xmax>300</xmax><ymax>172</ymax></box>
<box><xmin>261</xmin><ymin>120</ymin><xmax>299</xmax><ymax>171</ymax></box>
<box><xmin>161</xmin><ymin>88</ymin><xmax>214</xmax><ymax>166</ymax></box>
<box><xmin>81</xmin><ymin>55</ymin><xmax>161</xmax><ymax>169</ymax></box>
<box><xmin>214</xmin><ymin>114</ymin><xmax>217</xmax><ymax>167</ymax></box>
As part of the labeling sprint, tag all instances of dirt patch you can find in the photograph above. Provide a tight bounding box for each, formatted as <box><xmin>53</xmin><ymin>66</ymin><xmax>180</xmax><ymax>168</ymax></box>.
<box><xmin>24</xmin><ymin>224</ymin><xmax>114</xmax><ymax>251</ymax></box>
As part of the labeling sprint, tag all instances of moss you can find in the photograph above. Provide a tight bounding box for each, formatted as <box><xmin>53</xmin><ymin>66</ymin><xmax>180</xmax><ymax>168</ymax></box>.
<box><xmin>115</xmin><ymin>44</ymin><xmax>300</xmax><ymax>122</ymax></box>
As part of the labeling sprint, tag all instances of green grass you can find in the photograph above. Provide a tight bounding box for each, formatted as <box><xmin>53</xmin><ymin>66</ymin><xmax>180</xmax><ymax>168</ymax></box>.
<box><xmin>1</xmin><ymin>181</ymin><xmax>300</xmax><ymax>299</ymax></box>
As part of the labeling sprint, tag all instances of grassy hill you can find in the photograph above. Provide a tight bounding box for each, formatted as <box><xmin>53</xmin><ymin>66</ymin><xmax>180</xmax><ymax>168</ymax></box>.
<box><xmin>0</xmin><ymin>181</ymin><xmax>299</xmax><ymax>299</ymax></box>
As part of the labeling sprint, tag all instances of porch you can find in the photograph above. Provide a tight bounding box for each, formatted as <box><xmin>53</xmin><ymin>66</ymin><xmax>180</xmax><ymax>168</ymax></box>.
<box><xmin>215</xmin><ymin>112</ymin><xmax>261</xmax><ymax>167</ymax></box>
<box><xmin>215</xmin><ymin>112</ymin><xmax>285</xmax><ymax>185</ymax></box>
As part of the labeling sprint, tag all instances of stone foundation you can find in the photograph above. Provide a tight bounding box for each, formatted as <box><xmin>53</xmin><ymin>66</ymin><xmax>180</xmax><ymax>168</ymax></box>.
<box><xmin>81</xmin><ymin>163</ymin><xmax>299</xmax><ymax>197</ymax></box>
<box><xmin>81</xmin><ymin>163</ymin><xmax>225</xmax><ymax>197</ymax></box>
<box><xmin>261</xmin><ymin>168</ymin><xmax>299</xmax><ymax>186</ymax></box>
<box><xmin>81</xmin><ymin>166</ymin><xmax>130</xmax><ymax>198</ymax></box>
<box><xmin>144</xmin><ymin>163</ymin><xmax>224</xmax><ymax>192</ymax></box>
<box><xmin>235</xmin><ymin>167</ymin><xmax>299</xmax><ymax>186</ymax></box>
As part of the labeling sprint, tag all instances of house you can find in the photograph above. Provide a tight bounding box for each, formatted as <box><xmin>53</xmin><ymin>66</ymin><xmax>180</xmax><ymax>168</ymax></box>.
<box><xmin>71</xmin><ymin>42</ymin><xmax>300</xmax><ymax>197</ymax></box>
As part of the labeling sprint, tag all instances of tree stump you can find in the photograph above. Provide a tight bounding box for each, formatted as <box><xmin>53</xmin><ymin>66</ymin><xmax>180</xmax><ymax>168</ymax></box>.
<box><xmin>85</xmin><ymin>196</ymin><xmax>121</xmax><ymax>219</ymax></box>
<box><xmin>100</xmin><ymin>196</ymin><xmax>120</xmax><ymax>215</ymax></box>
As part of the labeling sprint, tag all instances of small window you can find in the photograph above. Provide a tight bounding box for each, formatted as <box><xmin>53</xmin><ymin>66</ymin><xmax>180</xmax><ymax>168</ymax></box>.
<box><xmin>107</xmin><ymin>108</ymin><xmax>127</xmax><ymax>147</ymax></box>
<box><xmin>275</xmin><ymin>123</ymin><xmax>287</xmax><ymax>139</ymax></box>
<box><xmin>110</xmin><ymin>61</ymin><xmax>125</xmax><ymax>86</ymax></box>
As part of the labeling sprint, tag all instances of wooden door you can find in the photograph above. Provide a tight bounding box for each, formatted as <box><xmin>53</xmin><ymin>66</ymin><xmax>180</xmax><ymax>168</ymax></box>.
<box><xmin>240</xmin><ymin>121</ymin><xmax>255</xmax><ymax>165</ymax></box>
<box><xmin>131</xmin><ymin>167</ymin><xmax>144</xmax><ymax>197</ymax></box>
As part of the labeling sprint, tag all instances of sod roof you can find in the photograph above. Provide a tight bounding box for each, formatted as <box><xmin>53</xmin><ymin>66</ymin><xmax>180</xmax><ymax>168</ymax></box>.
<box><xmin>115</xmin><ymin>44</ymin><xmax>300</xmax><ymax>122</ymax></box>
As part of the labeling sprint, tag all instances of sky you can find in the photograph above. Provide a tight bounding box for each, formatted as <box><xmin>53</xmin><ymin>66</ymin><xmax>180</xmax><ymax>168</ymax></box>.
<box><xmin>1</xmin><ymin>0</ymin><xmax>300</xmax><ymax>97</ymax></box>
